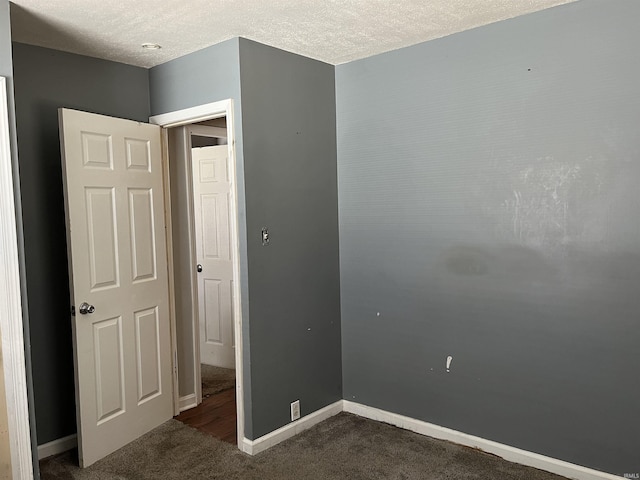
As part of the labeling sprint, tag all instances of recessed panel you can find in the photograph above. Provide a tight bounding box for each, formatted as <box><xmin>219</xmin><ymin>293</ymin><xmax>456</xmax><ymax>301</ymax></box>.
<box><xmin>201</xmin><ymin>194</ymin><xmax>220</xmax><ymax>259</ymax></box>
<box><xmin>81</xmin><ymin>132</ymin><xmax>113</xmax><ymax>170</ymax></box>
<box><xmin>126</xmin><ymin>138</ymin><xmax>151</xmax><ymax>172</ymax></box>
<box><xmin>86</xmin><ymin>188</ymin><xmax>119</xmax><ymax>291</ymax></box>
<box><xmin>204</xmin><ymin>279</ymin><xmax>222</xmax><ymax>344</ymax></box>
<box><xmin>199</xmin><ymin>159</ymin><xmax>216</xmax><ymax>183</ymax></box>
<box><xmin>135</xmin><ymin>307</ymin><xmax>161</xmax><ymax>404</ymax></box>
<box><xmin>93</xmin><ymin>316</ymin><xmax>125</xmax><ymax>424</ymax></box>
<box><xmin>129</xmin><ymin>188</ymin><xmax>157</xmax><ymax>283</ymax></box>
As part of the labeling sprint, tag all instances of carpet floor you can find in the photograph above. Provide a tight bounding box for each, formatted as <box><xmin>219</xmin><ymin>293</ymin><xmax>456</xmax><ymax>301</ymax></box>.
<box><xmin>40</xmin><ymin>413</ymin><xmax>568</xmax><ymax>480</ymax></box>
<box><xmin>201</xmin><ymin>364</ymin><xmax>235</xmax><ymax>398</ymax></box>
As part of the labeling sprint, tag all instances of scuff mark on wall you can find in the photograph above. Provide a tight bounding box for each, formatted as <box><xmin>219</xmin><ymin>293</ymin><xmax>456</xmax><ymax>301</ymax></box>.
<box><xmin>475</xmin><ymin>154</ymin><xmax>610</xmax><ymax>256</ymax></box>
<box><xmin>506</xmin><ymin>157</ymin><xmax>584</xmax><ymax>247</ymax></box>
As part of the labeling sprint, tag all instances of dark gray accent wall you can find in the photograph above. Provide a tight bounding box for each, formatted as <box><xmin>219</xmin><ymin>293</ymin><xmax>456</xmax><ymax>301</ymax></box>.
<box><xmin>12</xmin><ymin>42</ymin><xmax>151</xmax><ymax>445</ymax></box>
<box><xmin>336</xmin><ymin>0</ymin><xmax>640</xmax><ymax>476</ymax></box>
<box><xmin>238</xmin><ymin>38</ymin><xmax>341</xmax><ymax>439</ymax></box>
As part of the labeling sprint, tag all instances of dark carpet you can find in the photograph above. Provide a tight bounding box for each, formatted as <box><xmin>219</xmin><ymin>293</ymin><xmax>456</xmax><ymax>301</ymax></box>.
<box><xmin>40</xmin><ymin>413</ymin><xmax>568</xmax><ymax>480</ymax></box>
<box><xmin>200</xmin><ymin>364</ymin><xmax>235</xmax><ymax>398</ymax></box>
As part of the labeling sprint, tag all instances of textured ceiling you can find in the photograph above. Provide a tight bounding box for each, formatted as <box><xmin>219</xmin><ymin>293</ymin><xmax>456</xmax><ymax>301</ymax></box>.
<box><xmin>10</xmin><ymin>0</ymin><xmax>577</xmax><ymax>68</ymax></box>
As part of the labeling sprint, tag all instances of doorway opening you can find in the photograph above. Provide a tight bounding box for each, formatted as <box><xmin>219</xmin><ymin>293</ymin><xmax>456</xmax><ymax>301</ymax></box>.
<box><xmin>167</xmin><ymin>121</ymin><xmax>237</xmax><ymax>444</ymax></box>
<box><xmin>151</xmin><ymin>100</ymin><xmax>244</xmax><ymax>448</ymax></box>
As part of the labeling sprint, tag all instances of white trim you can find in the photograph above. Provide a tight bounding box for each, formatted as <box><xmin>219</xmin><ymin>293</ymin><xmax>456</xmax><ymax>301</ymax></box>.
<box><xmin>343</xmin><ymin>401</ymin><xmax>625</xmax><ymax>480</ymax></box>
<box><xmin>149</xmin><ymin>100</ymin><xmax>230</xmax><ymax>128</ymax></box>
<box><xmin>160</xmin><ymin>128</ymin><xmax>181</xmax><ymax>417</ymax></box>
<box><xmin>225</xmin><ymin>102</ymin><xmax>245</xmax><ymax>449</ymax></box>
<box><xmin>150</xmin><ymin>99</ymin><xmax>245</xmax><ymax>450</ymax></box>
<box><xmin>241</xmin><ymin>400</ymin><xmax>343</xmax><ymax>456</ymax></box>
<box><xmin>0</xmin><ymin>76</ymin><xmax>34</xmax><ymax>479</ymax></box>
<box><xmin>178</xmin><ymin>394</ymin><xmax>197</xmax><ymax>412</ymax></box>
<box><xmin>178</xmin><ymin>124</ymin><xmax>201</xmax><ymax>407</ymax></box>
<box><xmin>189</xmin><ymin>124</ymin><xmax>227</xmax><ymax>139</ymax></box>
<box><xmin>37</xmin><ymin>434</ymin><xmax>77</xmax><ymax>460</ymax></box>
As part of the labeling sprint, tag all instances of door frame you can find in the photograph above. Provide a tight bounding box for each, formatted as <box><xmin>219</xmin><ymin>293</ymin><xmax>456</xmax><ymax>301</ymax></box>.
<box><xmin>0</xmin><ymin>76</ymin><xmax>34</xmax><ymax>479</ymax></box>
<box><xmin>149</xmin><ymin>99</ymin><xmax>245</xmax><ymax>448</ymax></box>
<box><xmin>183</xmin><ymin>124</ymin><xmax>231</xmax><ymax>405</ymax></box>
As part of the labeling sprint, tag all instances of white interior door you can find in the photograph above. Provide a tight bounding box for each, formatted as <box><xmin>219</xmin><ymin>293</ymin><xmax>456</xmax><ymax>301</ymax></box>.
<box><xmin>191</xmin><ymin>145</ymin><xmax>235</xmax><ymax>369</ymax></box>
<box><xmin>59</xmin><ymin>109</ymin><xmax>173</xmax><ymax>467</ymax></box>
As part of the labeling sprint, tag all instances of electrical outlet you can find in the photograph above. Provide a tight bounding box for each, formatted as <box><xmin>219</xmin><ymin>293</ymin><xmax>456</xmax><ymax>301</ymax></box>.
<box><xmin>290</xmin><ymin>400</ymin><xmax>300</xmax><ymax>421</ymax></box>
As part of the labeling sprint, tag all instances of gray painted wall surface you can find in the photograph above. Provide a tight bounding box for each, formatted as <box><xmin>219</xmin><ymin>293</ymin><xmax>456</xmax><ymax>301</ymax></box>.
<box><xmin>336</xmin><ymin>0</ymin><xmax>640</xmax><ymax>475</ymax></box>
<box><xmin>148</xmin><ymin>38</ymin><xmax>257</xmax><ymax>436</ymax></box>
<box><xmin>12</xmin><ymin>42</ymin><xmax>151</xmax><ymax>445</ymax></box>
<box><xmin>238</xmin><ymin>38</ymin><xmax>342</xmax><ymax>439</ymax></box>
<box><xmin>149</xmin><ymin>38</ymin><xmax>241</xmax><ymax>117</ymax></box>
<box><xmin>150</xmin><ymin>38</ymin><xmax>343</xmax><ymax>440</ymax></box>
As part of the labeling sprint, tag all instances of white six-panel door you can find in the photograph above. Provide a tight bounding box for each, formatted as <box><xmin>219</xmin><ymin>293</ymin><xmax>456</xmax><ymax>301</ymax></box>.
<box><xmin>191</xmin><ymin>145</ymin><xmax>235</xmax><ymax>369</ymax></box>
<box><xmin>59</xmin><ymin>109</ymin><xmax>173</xmax><ymax>467</ymax></box>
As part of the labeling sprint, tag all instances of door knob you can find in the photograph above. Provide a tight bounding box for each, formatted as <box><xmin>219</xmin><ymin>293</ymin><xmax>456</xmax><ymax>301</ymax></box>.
<box><xmin>197</xmin><ymin>264</ymin><xmax>203</xmax><ymax>273</ymax></box>
<box><xmin>79</xmin><ymin>302</ymin><xmax>95</xmax><ymax>315</ymax></box>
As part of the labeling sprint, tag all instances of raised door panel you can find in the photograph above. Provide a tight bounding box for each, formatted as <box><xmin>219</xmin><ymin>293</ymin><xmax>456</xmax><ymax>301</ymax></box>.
<box><xmin>85</xmin><ymin>187</ymin><xmax>120</xmax><ymax>291</ymax></box>
<box><xmin>135</xmin><ymin>307</ymin><xmax>162</xmax><ymax>404</ymax></box>
<box><xmin>128</xmin><ymin>188</ymin><xmax>157</xmax><ymax>283</ymax></box>
<box><xmin>93</xmin><ymin>316</ymin><xmax>125</xmax><ymax>424</ymax></box>
<box><xmin>60</xmin><ymin>108</ymin><xmax>172</xmax><ymax>467</ymax></box>
<box><xmin>192</xmin><ymin>145</ymin><xmax>234</xmax><ymax>369</ymax></box>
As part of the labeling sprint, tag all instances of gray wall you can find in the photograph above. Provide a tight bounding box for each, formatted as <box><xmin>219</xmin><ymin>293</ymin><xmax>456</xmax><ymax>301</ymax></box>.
<box><xmin>238</xmin><ymin>38</ymin><xmax>341</xmax><ymax>439</ymax></box>
<box><xmin>150</xmin><ymin>37</ymin><xmax>342</xmax><ymax>440</ymax></box>
<box><xmin>148</xmin><ymin>38</ymin><xmax>257</xmax><ymax>435</ymax></box>
<box><xmin>149</xmin><ymin>39</ymin><xmax>241</xmax><ymax>117</ymax></box>
<box><xmin>12</xmin><ymin>42</ymin><xmax>151</xmax><ymax>445</ymax></box>
<box><xmin>336</xmin><ymin>0</ymin><xmax>640</xmax><ymax>476</ymax></box>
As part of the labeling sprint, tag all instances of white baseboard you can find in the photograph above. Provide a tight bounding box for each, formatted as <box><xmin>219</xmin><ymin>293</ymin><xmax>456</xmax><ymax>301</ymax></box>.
<box><xmin>33</xmin><ymin>399</ymin><xmax>624</xmax><ymax>480</ymax></box>
<box><xmin>37</xmin><ymin>434</ymin><xmax>77</xmax><ymax>460</ymax></box>
<box><xmin>343</xmin><ymin>401</ymin><xmax>624</xmax><ymax>480</ymax></box>
<box><xmin>241</xmin><ymin>400</ymin><xmax>343</xmax><ymax>456</ymax></box>
<box><xmin>179</xmin><ymin>393</ymin><xmax>197</xmax><ymax>412</ymax></box>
